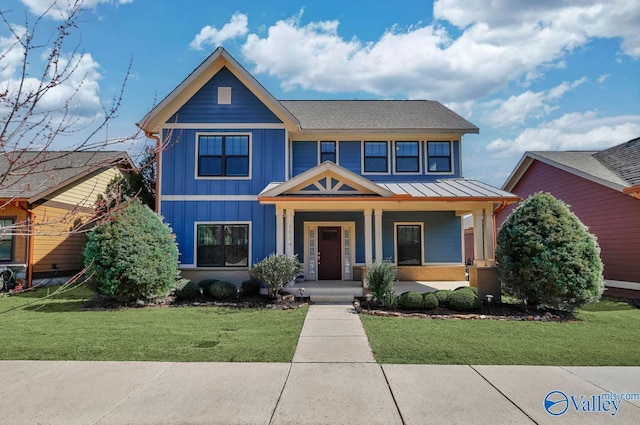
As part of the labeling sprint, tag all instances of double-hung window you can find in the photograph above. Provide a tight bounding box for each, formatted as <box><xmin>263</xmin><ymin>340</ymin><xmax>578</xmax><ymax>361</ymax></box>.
<box><xmin>364</xmin><ymin>141</ymin><xmax>388</xmax><ymax>173</ymax></box>
<box><xmin>395</xmin><ymin>141</ymin><xmax>420</xmax><ymax>173</ymax></box>
<box><xmin>427</xmin><ymin>141</ymin><xmax>452</xmax><ymax>173</ymax></box>
<box><xmin>396</xmin><ymin>224</ymin><xmax>422</xmax><ymax>265</ymax></box>
<box><xmin>320</xmin><ymin>141</ymin><xmax>336</xmax><ymax>163</ymax></box>
<box><xmin>0</xmin><ymin>218</ymin><xmax>14</xmax><ymax>262</ymax></box>
<box><xmin>198</xmin><ymin>135</ymin><xmax>249</xmax><ymax>177</ymax></box>
<box><xmin>197</xmin><ymin>224</ymin><xmax>249</xmax><ymax>267</ymax></box>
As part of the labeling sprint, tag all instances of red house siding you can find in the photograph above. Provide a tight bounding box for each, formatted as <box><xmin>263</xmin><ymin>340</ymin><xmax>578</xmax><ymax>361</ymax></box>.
<box><xmin>496</xmin><ymin>160</ymin><xmax>640</xmax><ymax>283</ymax></box>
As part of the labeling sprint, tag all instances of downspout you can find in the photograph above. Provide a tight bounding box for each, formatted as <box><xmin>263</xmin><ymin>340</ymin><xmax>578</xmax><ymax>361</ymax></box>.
<box><xmin>17</xmin><ymin>201</ymin><xmax>35</xmax><ymax>288</ymax></box>
<box><xmin>492</xmin><ymin>201</ymin><xmax>508</xmax><ymax>259</ymax></box>
<box><xmin>144</xmin><ymin>131</ymin><xmax>161</xmax><ymax>213</ymax></box>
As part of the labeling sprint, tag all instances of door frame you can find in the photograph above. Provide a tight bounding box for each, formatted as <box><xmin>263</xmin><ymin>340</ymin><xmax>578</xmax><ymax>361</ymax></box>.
<box><xmin>303</xmin><ymin>221</ymin><xmax>355</xmax><ymax>281</ymax></box>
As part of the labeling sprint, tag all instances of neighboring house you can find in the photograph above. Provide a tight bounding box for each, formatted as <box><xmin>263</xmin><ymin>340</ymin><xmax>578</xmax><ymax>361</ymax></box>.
<box><xmin>138</xmin><ymin>47</ymin><xmax>519</xmax><ymax>288</ymax></box>
<box><xmin>0</xmin><ymin>151</ymin><xmax>133</xmax><ymax>287</ymax></box>
<box><xmin>498</xmin><ymin>137</ymin><xmax>640</xmax><ymax>289</ymax></box>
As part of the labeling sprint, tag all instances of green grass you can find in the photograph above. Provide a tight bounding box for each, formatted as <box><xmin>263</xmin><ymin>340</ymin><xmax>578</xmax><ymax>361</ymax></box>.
<box><xmin>361</xmin><ymin>299</ymin><xmax>640</xmax><ymax>365</ymax></box>
<box><xmin>0</xmin><ymin>284</ymin><xmax>307</xmax><ymax>362</ymax></box>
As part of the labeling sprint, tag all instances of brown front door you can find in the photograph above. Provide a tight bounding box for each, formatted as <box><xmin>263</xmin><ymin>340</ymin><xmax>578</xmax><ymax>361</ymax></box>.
<box><xmin>318</xmin><ymin>226</ymin><xmax>341</xmax><ymax>280</ymax></box>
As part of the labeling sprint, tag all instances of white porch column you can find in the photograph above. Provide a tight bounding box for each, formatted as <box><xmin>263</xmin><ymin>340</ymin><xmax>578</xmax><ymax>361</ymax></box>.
<box><xmin>364</xmin><ymin>209</ymin><xmax>373</xmax><ymax>264</ymax></box>
<box><xmin>284</xmin><ymin>208</ymin><xmax>295</xmax><ymax>256</ymax></box>
<box><xmin>276</xmin><ymin>207</ymin><xmax>284</xmax><ymax>255</ymax></box>
<box><xmin>483</xmin><ymin>208</ymin><xmax>496</xmax><ymax>266</ymax></box>
<box><xmin>374</xmin><ymin>208</ymin><xmax>383</xmax><ymax>261</ymax></box>
<box><xmin>473</xmin><ymin>209</ymin><xmax>485</xmax><ymax>266</ymax></box>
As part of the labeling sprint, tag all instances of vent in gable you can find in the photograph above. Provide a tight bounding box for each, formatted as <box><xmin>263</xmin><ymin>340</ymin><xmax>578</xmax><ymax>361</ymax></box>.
<box><xmin>218</xmin><ymin>87</ymin><xmax>231</xmax><ymax>104</ymax></box>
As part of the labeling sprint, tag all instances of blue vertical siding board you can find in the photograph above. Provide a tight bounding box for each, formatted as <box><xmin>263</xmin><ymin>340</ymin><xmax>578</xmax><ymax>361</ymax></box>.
<box><xmin>338</xmin><ymin>141</ymin><xmax>361</xmax><ymax>174</ymax></box>
<box><xmin>292</xmin><ymin>141</ymin><xmax>318</xmax><ymax>177</ymax></box>
<box><xmin>169</xmin><ymin>67</ymin><xmax>282</xmax><ymax>124</ymax></box>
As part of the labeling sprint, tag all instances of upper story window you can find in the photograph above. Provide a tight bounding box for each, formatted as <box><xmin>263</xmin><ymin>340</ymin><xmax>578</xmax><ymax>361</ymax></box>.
<box><xmin>320</xmin><ymin>141</ymin><xmax>336</xmax><ymax>163</ymax></box>
<box><xmin>427</xmin><ymin>141</ymin><xmax>452</xmax><ymax>173</ymax></box>
<box><xmin>198</xmin><ymin>134</ymin><xmax>249</xmax><ymax>177</ymax></box>
<box><xmin>395</xmin><ymin>141</ymin><xmax>420</xmax><ymax>173</ymax></box>
<box><xmin>0</xmin><ymin>218</ymin><xmax>14</xmax><ymax>262</ymax></box>
<box><xmin>364</xmin><ymin>141</ymin><xmax>388</xmax><ymax>173</ymax></box>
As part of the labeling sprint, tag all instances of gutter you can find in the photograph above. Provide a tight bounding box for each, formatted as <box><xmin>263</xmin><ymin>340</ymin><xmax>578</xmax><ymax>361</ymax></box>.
<box><xmin>623</xmin><ymin>185</ymin><xmax>640</xmax><ymax>200</ymax></box>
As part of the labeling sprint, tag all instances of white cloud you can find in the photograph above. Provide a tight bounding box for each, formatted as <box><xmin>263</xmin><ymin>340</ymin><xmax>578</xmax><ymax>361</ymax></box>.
<box><xmin>20</xmin><ymin>0</ymin><xmax>133</xmax><ymax>20</ymax></box>
<box><xmin>597</xmin><ymin>73</ymin><xmax>611</xmax><ymax>83</ymax></box>
<box><xmin>0</xmin><ymin>25</ymin><xmax>27</xmax><ymax>80</ymax></box>
<box><xmin>190</xmin><ymin>12</ymin><xmax>249</xmax><ymax>51</ymax></box>
<box><xmin>483</xmin><ymin>78</ymin><xmax>586</xmax><ymax>128</ymax></box>
<box><xmin>486</xmin><ymin>111</ymin><xmax>640</xmax><ymax>156</ymax></box>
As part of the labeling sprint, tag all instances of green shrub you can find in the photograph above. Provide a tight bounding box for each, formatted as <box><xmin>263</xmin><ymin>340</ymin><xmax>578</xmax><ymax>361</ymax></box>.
<box><xmin>448</xmin><ymin>288</ymin><xmax>481</xmax><ymax>311</ymax></box>
<box><xmin>366</xmin><ymin>261</ymin><xmax>397</xmax><ymax>305</ymax></box>
<box><xmin>240</xmin><ymin>279</ymin><xmax>262</xmax><ymax>296</ymax></box>
<box><xmin>422</xmin><ymin>292</ymin><xmax>439</xmax><ymax>310</ymax></box>
<box><xmin>433</xmin><ymin>290</ymin><xmax>451</xmax><ymax>306</ymax></box>
<box><xmin>175</xmin><ymin>280</ymin><xmax>199</xmax><ymax>300</ymax></box>
<box><xmin>399</xmin><ymin>291</ymin><xmax>423</xmax><ymax>309</ymax></box>
<box><xmin>84</xmin><ymin>201</ymin><xmax>180</xmax><ymax>303</ymax></box>
<box><xmin>497</xmin><ymin>192</ymin><xmax>604</xmax><ymax>311</ymax></box>
<box><xmin>456</xmin><ymin>285</ymin><xmax>477</xmax><ymax>295</ymax></box>
<box><xmin>249</xmin><ymin>254</ymin><xmax>301</xmax><ymax>298</ymax></box>
<box><xmin>198</xmin><ymin>279</ymin><xmax>219</xmax><ymax>294</ymax></box>
<box><xmin>209</xmin><ymin>281</ymin><xmax>237</xmax><ymax>300</ymax></box>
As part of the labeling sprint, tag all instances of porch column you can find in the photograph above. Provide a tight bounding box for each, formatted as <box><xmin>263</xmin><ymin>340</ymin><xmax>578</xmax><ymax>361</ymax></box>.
<box><xmin>275</xmin><ymin>207</ymin><xmax>284</xmax><ymax>255</ymax></box>
<box><xmin>284</xmin><ymin>208</ymin><xmax>295</xmax><ymax>256</ymax></box>
<box><xmin>374</xmin><ymin>208</ymin><xmax>383</xmax><ymax>261</ymax></box>
<box><xmin>483</xmin><ymin>208</ymin><xmax>495</xmax><ymax>266</ymax></box>
<box><xmin>472</xmin><ymin>209</ymin><xmax>485</xmax><ymax>266</ymax></box>
<box><xmin>364</xmin><ymin>209</ymin><xmax>373</xmax><ymax>264</ymax></box>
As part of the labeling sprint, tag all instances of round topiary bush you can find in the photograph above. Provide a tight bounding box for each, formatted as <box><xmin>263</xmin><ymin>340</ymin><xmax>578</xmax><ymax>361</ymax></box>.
<box><xmin>422</xmin><ymin>292</ymin><xmax>439</xmax><ymax>310</ymax></box>
<box><xmin>198</xmin><ymin>279</ymin><xmax>219</xmax><ymax>294</ymax></box>
<box><xmin>456</xmin><ymin>285</ymin><xmax>477</xmax><ymax>295</ymax></box>
<box><xmin>448</xmin><ymin>288</ymin><xmax>481</xmax><ymax>311</ymax></box>
<box><xmin>433</xmin><ymin>290</ymin><xmax>451</xmax><ymax>306</ymax></box>
<box><xmin>240</xmin><ymin>279</ymin><xmax>262</xmax><ymax>296</ymax></box>
<box><xmin>209</xmin><ymin>280</ymin><xmax>237</xmax><ymax>300</ymax></box>
<box><xmin>175</xmin><ymin>280</ymin><xmax>199</xmax><ymax>300</ymax></box>
<box><xmin>399</xmin><ymin>291</ymin><xmax>423</xmax><ymax>309</ymax></box>
<box><xmin>497</xmin><ymin>192</ymin><xmax>604</xmax><ymax>311</ymax></box>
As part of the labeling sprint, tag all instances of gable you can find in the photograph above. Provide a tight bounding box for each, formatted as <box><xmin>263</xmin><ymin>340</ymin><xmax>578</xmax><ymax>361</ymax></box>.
<box><xmin>168</xmin><ymin>67</ymin><xmax>282</xmax><ymax>124</ymax></box>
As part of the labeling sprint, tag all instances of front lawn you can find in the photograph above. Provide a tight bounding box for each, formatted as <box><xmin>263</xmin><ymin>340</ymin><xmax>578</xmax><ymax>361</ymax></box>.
<box><xmin>0</xmin><ymin>284</ymin><xmax>307</xmax><ymax>362</ymax></box>
<box><xmin>360</xmin><ymin>299</ymin><xmax>640</xmax><ymax>365</ymax></box>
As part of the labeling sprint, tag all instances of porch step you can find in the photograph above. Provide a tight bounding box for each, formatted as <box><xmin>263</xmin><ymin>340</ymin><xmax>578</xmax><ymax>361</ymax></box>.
<box><xmin>309</xmin><ymin>294</ymin><xmax>355</xmax><ymax>303</ymax></box>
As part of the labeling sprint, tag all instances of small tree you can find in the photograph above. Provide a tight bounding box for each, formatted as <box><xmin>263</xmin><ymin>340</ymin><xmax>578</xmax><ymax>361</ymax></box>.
<box><xmin>497</xmin><ymin>192</ymin><xmax>604</xmax><ymax>311</ymax></box>
<box><xmin>84</xmin><ymin>201</ymin><xmax>180</xmax><ymax>303</ymax></box>
<box><xmin>366</xmin><ymin>260</ymin><xmax>398</xmax><ymax>307</ymax></box>
<box><xmin>249</xmin><ymin>254</ymin><xmax>301</xmax><ymax>298</ymax></box>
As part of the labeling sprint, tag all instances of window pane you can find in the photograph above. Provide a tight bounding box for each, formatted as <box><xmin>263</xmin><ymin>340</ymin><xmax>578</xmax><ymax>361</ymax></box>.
<box><xmin>199</xmin><ymin>157</ymin><xmax>222</xmax><ymax>176</ymax></box>
<box><xmin>321</xmin><ymin>141</ymin><xmax>336</xmax><ymax>153</ymax></box>
<box><xmin>225</xmin><ymin>157</ymin><xmax>249</xmax><ymax>176</ymax></box>
<box><xmin>428</xmin><ymin>157</ymin><xmax>451</xmax><ymax>172</ymax></box>
<box><xmin>396</xmin><ymin>142</ymin><xmax>418</xmax><ymax>157</ymax></box>
<box><xmin>365</xmin><ymin>157</ymin><xmax>387</xmax><ymax>172</ymax></box>
<box><xmin>396</xmin><ymin>157</ymin><xmax>419</xmax><ymax>172</ymax></box>
<box><xmin>397</xmin><ymin>225</ymin><xmax>421</xmax><ymax>265</ymax></box>
<box><xmin>225</xmin><ymin>136</ymin><xmax>248</xmax><ymax>155</ymax></box>
<box><xmin>197</xmin><ymin>224</ymin><xmax>248</xmax><ymax>267</ymax></box>
<box><xmin>365</xmin><ymin>142</ymin><xmax>387</xmax><ymax>156</ymax></box>
<box><xmin>0</xmin><ymin>218</ymin><xmax>13</xmax><ymax>261</ymax></box>
<box><xmin>320</xmin><ymin>152</ymin><xmax>336</xmax><ymax>163</ymax></box>
<box><xmin>200</xmin><ymin>136</ymin><xmax>222</xmax><ymax>155</ymax></box>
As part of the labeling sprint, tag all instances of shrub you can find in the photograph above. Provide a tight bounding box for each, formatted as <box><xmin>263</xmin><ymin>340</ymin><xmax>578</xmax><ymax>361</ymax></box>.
<box><xmin>433</xmin><ymin>290</ymin><xmax>451</xmax><ymax>306</ymax></box>
<box><xmin>422</xmin><ymin>292</ymin><xmax>439</xmax><ymax>310</ymax></box>
<box><xmin>366</xmin><ymin>261</ymin><xmax>397</xmax><ymax>305</ymax></box>
<box><xmin>198</xmin><ymin>279</ymin><xmax>219</xmax><ymax>294</ymax></box>
<box><xmin>175</xmin><ymin>280</ymin><xmax>199</xmax><ymax>300</ymax></box>
<box><xmin>209</xmin><ymin>281</ymin><xmax>237</xmax><ymax>300</ymax></box>
<box><xmin>497</xmin><ymin>192</ymin><xmax>604</xmax><ymax>311</ymax></box>
<box><xmin>456</xmin><ymin>285</ymin><xmax>477</xmax><ymax>295</ymax></box>
<box><xmin>249</xmin><ymin>254</ymin><xmax>301</xmax><ymax>298</ymax></box>
<box><xmin>448</xmin><ymin>288</ymin><xmax>481</xmax><ymax>311</ymax></box>
<box><xmin>84</xmin><ymin>201</ymin><xmax>180</xmax><ymax>303</ymax></box>
<box><xmin>399</xmin><ymin>291</ymin><xmax>423</xmax><ymax>309</ymax></box>
<box><xmin>240</xmin><ymin>279</ymin><xmax>262</xmax><ymax>296</ymax></box>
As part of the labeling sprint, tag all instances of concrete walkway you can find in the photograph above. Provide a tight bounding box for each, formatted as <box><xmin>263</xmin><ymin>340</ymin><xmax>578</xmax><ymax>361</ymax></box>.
<box><xmin>1</xmin><ymin>304</ymin><xmax>640</xmax><ymax>424</ymax></box>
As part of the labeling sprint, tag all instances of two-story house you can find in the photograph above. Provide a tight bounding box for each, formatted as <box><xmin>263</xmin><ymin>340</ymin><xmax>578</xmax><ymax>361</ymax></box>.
<box><xmin>138</xmin><ymin>47</ymin><xmax>518</xmax><ymax>292</ymax></box>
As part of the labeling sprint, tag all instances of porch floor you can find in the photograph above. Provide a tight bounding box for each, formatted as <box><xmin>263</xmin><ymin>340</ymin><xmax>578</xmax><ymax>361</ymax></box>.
<box><xmin>281</xmin><ymin>280</ymin><xmax>469</xmax><ymax>299</ymax></box>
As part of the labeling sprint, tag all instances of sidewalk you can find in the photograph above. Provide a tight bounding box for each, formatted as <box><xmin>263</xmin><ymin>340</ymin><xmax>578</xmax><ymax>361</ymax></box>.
<box><xmin>1</xmin><ymin>304</ymin><xmax>639</xmax><ymax>424</ymax></box>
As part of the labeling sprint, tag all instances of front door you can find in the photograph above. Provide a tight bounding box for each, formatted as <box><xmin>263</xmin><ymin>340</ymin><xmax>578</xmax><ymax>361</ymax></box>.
<box><xmin>318</xmin><ymin>226</ymin><xmax>341</xmax><ymax>280</ymax></box>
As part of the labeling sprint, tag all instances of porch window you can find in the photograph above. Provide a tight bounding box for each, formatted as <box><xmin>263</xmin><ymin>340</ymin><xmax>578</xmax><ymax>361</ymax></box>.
<box><xmin>395</xmin><ymin>141</ymin><xmax>419</xmax><ymax>172</ymax></box>
<box><xmin>427</xmin><ymin>141</ymin><xmax>451</xmax><ymax>172</ymax></box>
<box><xmin>0</xmin><ymin>218</ymin><xmax>14</xmax><ymax>261</ymax></box>
<box><xmin>197</xmin><ymin>224</ymin><xmax>249</xmax><ymax>267</ymax></box>
<box><xmin>198</xmin><ymin>135</ymin><xmax>249</xmax><ymax>177</ymax></box>
<box><xmin>320</xmin><ymin>141</ymin><xmax>336</xmax><ymax>163</ymax></box>
<box><xmin>396</xmin><ymin>224</ymin><xmax>422</xmax><ymax>265</ymax></box>
<box><xmin>364</xmin><ymin>141</ymin><xmax>388</xmax><ymax>173</ymax></box>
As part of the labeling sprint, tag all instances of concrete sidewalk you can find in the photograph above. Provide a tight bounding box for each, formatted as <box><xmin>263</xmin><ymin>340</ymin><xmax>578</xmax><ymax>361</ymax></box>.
<box><xmin>1</xmin><ymin>304</ymin><xmax>639</xmax><ymax>424</ymax></box>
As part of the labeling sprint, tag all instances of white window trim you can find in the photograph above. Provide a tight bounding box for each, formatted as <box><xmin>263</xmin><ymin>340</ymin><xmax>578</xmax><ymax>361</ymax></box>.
<box><xmin>394</xmin><ymin>222</ymin><xmax>425</xmax><ymax>266</ymax></box>
<box><xmin>194</xmin><ymin>132</ymin><xmax>252</xmax><ymax>180</ymax></box>
<box><xmin>194</xmin><ymin>221</ymin><xmax>252</xmax><ymax>269</ymax></box>
<box><xmin>392</xmin><ymin>140</ymin><xmax>423</xmax><ymax>175</ymax></box>
<box><xmin>318</xmin><ymin>140</ymin><xmax>339</xmax><ymax>165</ymax></box>
<box><xmin>303</xmin><ymin>222</ymin><xmax>355</xmax><ymax>281</ymax></box>
<box><xmin>361</xmin><ymin>140</ymin><xmax>391</xmax><ymax>175</ymax></box>
<box><xmin>425</xmin><ymin>140</ymin><xmax>455</xmax><ymax>175</ymax></box>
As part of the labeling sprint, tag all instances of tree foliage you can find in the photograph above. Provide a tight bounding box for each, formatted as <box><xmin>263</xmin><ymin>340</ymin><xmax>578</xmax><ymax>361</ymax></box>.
<box><xmin>497</xmin><ymin>192</ymin><xmax>604</xmax><ymax>311</ymax></box>
<box><xmin>249</xmin><ymin>254</ymin><xmax>301</xmax><ymax>298</ymax></box>
<box><xmin>84</xmin><ymin>201</ymin><xmax>179</xmax><ymax>303</ymax></box>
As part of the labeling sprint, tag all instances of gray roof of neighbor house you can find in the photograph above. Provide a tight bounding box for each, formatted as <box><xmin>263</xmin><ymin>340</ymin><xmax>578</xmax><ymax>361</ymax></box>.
<box><xmin>280</xmin><ymin>100</ymin><xmax>479</xmax><ymax>133</ymax></box>
<box><xmin>593</xmin><ymin>137</ymin><xmax>640</xmax><ymax>186</ymax></box>
<box><xmin>0</xmin><ymin>151</ymin><xmax>132</xmax><ymax>201</ymax></box>
<box><xmin>528</xmin><ymin>151</ymin><xmax>628</xmax><ymax>187</ymax></box>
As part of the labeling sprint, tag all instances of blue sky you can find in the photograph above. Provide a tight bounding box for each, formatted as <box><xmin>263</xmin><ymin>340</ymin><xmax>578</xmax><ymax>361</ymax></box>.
<box><xmin>2</xmin><ymin>0</ymin><xmax>639</xmax><ymax>187</ymax></box>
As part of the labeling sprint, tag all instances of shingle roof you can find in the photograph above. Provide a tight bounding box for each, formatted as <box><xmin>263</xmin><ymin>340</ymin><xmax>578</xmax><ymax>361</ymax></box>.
<box><xmin>0</xmin><ymin>151</ymin><xmax>131</xmax><ymax>201</ymax></box>
<box><xmin>593</xmin><ymin>137</ymin><xmax>640</xmax><ymax>186</ymax></box>
<box><xmin>528</xmin><ymin>151</ymin><xmax>628</xmax><ymax>187</ymax></box>
<box><xmin>280</xmin><ymin>100</ymin><xmax>479</xmax><ymax>133</ymax></box>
